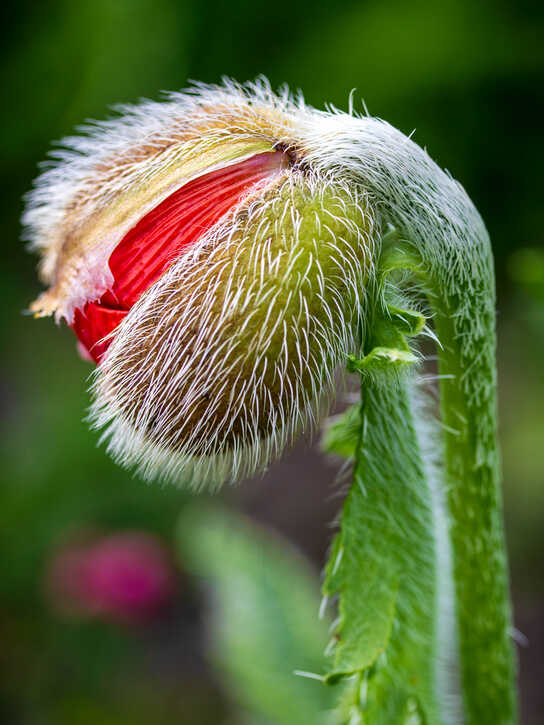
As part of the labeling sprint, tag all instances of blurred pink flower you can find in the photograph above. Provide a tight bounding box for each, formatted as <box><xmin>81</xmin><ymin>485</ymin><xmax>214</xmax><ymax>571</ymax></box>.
<box><xmin>45</xmin><ymin>532</ymin><xmax>176</xmax><ymax>624</ymax></box>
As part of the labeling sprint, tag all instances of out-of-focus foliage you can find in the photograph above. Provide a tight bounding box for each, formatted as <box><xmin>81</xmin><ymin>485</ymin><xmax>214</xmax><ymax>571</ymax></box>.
<box><xmin>501</xmin><ymin>247</ymin><xmax>544</xmax><ymax>597</ymax></box>
<box><xmin>177</xmin><ymin>507</ymin><xmax>335</xmax><ymax>725</ymax></box>
<box><xmin>509</xmin><ymin>248</ymin><xmax>544</xmax><ymax>303</ymax></box>
<box><xmin>1</xmin><ymin>0</ymin><xmax>543</xmax><ymax>722</ymax></box>
<box><xmin>321</xmin><ymin>404</ymin><xmax>361</xmax><ymax>460</ymax></box>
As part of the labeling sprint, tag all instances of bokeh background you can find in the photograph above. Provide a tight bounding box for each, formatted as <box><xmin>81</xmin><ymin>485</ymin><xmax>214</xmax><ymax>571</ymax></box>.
<box><xmin>2</xmin><ymin>0</ymin><xmax>543</xmax><ymax>723</ymax></box>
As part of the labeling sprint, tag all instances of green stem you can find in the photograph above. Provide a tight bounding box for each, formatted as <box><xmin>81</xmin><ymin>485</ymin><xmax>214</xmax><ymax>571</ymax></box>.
<box><xmin>387</xmin><ymin>238</ymin><xmax>518</xmax><ymax>723</ymax></box>
<box><xmin>326</xmin><ymin>239</ymin><xmax>517</xmax><ymax>723</ymax></box>
<box><xmin>428</xmin><ymin>282</ymin><xmax>517</xmax><ymax>725</ymax></box>
<box><xmin>318</xmin><ymin>114</ymin><xmax>518</xmax><ymax>722</ymax></box>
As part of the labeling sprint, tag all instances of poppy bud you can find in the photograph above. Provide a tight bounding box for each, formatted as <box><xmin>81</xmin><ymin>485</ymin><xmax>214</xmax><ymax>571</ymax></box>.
<box><xmin>24</xmin><ymin>80</ymin><xmax>375</xmax><ymax>487</ymax></box>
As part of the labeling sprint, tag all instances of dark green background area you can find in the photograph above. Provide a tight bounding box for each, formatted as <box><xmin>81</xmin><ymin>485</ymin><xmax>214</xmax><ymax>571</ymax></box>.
<box><xmin>1</xmin><ymin>1</ymin><xmax>543</xmax><ymax>723</ymax></box>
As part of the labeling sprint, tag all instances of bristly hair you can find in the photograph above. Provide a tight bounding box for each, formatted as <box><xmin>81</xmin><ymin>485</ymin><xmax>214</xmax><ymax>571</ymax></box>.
<box><xmin>88</xmin><ymin>170</ymin><xmax>374</xmax><ymax>489</ymax></box>
<box><xmin>23</xmin><ymin>76</ymin><xmax>496</xmax><ymax>719</ymax></box>
<box><xmin>22</xmin><ymin>78</ymin><xmax>301</xmax><ymax>281</ymax></box>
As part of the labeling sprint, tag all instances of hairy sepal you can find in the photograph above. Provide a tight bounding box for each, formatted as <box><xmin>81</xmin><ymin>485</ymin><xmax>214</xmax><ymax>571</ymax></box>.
<box><xmin>29</xmin><ymin>139</ymin><xmax>277</xmax><ymax>322</ymax></box>
<box><xmin>90</xmin><ymin>172</ymin><xmax>374</xmax><ymax>488</ymax></box>
<box><xmin>71</xmin><ymin>151</ymin><xmax>288</xmax><ymax>362</ymax></box>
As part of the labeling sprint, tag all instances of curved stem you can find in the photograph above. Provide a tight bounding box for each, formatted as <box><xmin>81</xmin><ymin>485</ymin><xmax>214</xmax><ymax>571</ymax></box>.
<box><xmin>387</xmin><ymin>237</ymin><xmax>518</xmax><ymax>724</ymax></box>
<box><xmin>316</xmin><ymin>112</ymin><xmax>518</xmax><ymax>722</ymax></box>
<box><xmin>428</xmin><ymin>279</ymin><xmax>517</xmax><ymax>725</ymax></box>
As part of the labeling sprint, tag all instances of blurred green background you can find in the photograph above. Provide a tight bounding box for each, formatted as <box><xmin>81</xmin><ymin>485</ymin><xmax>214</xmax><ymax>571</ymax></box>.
<box><xmin>1</xmin><ymin>0</ymin><xmax>543</xmax><ymax>723</ymax></box>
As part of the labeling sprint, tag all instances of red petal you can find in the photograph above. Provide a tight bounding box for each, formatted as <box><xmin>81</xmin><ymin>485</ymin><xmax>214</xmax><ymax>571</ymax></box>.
<box><xmin>72</xmin><ymin>304</ymin><xmax>128</xmax><ymax>364</ymax></box>
<box><xmin>72</xmin><ymin>150</ymin><xmax>287</xmax><ymax>363</ymax></box>
<box><xmin>104</xmin><ymin>151</ymin><xmax>287</xmax><ymax>308</ymax></box>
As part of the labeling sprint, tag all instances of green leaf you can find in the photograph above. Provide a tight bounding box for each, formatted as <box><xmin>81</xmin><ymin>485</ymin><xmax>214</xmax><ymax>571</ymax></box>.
<box><xmin>321</xmin><ymin>404</ymin><xmax>361</xmax><ymax>460</ymax></box>
<box><xmin>323</xmin><ymin>521</ymin><xmax>399</xmax><ymax>685</ymax></box>
<box><xmin>177</xmin><ymin>507</ymin><xmax>336</xmax><ymax>725</ymax></box>
<box><xmin>323</xmin><ymin>382</ymin><xmax>439</xmax><ymax>723</ymax></box>
<box><xmin>346</xmin><ymin>303</ymin><xmax>425</xmax><ymax>381</ymax></box>
<box><xmin>347</xmin><ymin>347</ymin><xmax>417</xmax><ymax>374</ymax></box>
<box><xmin>387</xmin><ymin>306</ymin><xmax>426</xmax><ymax>337</ymax></box>
<box><xmin>322</xmin><ymin>275</ymin><xmax>440</xmax><ymax>722</ymax></box>
<box><xmin>322</xmin><ymin>304</ymin><xmax>425</xmax><ymax>462</ymax></box>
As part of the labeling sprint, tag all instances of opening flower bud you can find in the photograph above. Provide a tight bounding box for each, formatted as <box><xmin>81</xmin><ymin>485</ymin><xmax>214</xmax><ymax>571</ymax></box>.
<box><xmin>72</xmin><ymin>150</ymin><xmax>289</xmax><ymax>363</ymax></box>
<box><xmin>24</xmin><ymin>81</ymin><xmax>375</xmax><ymax>487</ymax></box>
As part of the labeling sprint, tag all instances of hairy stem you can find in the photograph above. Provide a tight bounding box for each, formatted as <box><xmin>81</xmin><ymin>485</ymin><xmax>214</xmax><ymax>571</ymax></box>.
<box><xmin>385</xmin><ymin>236</ymin><xmax>518</xmax><ymax>723</ymax></box>
<box><xmin>314</xmin><ymin>113</ymin><xmax>519</xmax><ymax>722</ymax></box>
<box><xmin>428</xmin><ymin>277</ymin><xmax>517</xmax><ymax>724</ymax></box>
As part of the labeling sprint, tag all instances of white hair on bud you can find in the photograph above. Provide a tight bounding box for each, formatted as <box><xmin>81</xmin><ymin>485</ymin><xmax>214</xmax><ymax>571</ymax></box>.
<box><xmin>22</xmin><ymin>77</ymin><xmax>306</xmax><ymax>284</ymax></box>
<box><xmin>25</xmin><ymin>77</ymin><xmax>492</xmax><ymax>721</ymax></box>
<box><xmin>89</xmin><ymin>170</ymin><xmax>374</xmax><ymax>490</ymax></box>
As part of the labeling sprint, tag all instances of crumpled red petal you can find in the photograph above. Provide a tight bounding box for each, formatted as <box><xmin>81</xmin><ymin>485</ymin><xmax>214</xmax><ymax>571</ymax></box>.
<box><xmin>72</xmin><ymin>151</ymin><xmax>286</xmax><ymax>363</ymax></box>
